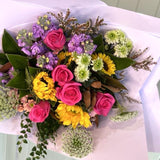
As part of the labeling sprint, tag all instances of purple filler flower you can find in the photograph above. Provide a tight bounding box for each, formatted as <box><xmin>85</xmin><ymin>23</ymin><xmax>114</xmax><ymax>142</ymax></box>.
<box><xmin>31</xmin><ymin>42</ymin><xmax>45</xmax><ymax>56</ymax></box>
<box><xmin>32</xmin><ymin>24</ymin><xmax>44</xmax><ymax>39</ymax></box>
<box><xmin>36</xmin><ymin>52</ymin><xmax>58</xmax><ymax>71</ymax></box>
<box><xmin>68</xmin><ymin>34</ymin><xmax>96</xmax><ymax>54</ymax></box>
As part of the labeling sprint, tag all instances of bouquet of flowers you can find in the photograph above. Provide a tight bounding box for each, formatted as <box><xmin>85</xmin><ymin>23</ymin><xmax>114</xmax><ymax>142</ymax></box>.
<box><xmin>0</xmin><ymin>9</ymin><xmax>156</xmax><ymax>160</ymax></box>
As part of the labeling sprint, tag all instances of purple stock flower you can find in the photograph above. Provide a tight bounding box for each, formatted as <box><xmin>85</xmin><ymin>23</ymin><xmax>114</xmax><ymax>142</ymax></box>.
<box><xmin>68</xmin><ymin>34</ymin><xmax>97</xmax><ymax>54</ymax></box>
<box><xmin>32</xmin><ymin>24</ymin><xmax>44</xmax><ymax>39</ymax></box>
<box><xmin>18</xmin><ymin>39</ymin><xmax>26</xmax><ymax>47</ymax></box>
<box><xmin>21</xmin><ymin>47</ymin><xmax>32</xmax><ymax>56</ymax></box>
<box><xmin>31</xmin><ymin>42</ymin><xmax>45</xmax><ymax>55</ymax></box>
<box><xmin>36</xmin><ymin>52</ymin><xmax>58</xmax><ymax>71</ymax></box>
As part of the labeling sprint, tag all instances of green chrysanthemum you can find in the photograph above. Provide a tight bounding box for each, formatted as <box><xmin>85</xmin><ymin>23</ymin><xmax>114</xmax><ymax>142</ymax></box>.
<box><xmin>76</xmin><ymin>53</ymin><xmax>91</xmax><ymax>67</ymax></box>
<box><xmin>125</xmin><ymin>39</ymin><xmax>133</xmax><ymax>51</ymax></box>
<box><xmin>114</xmin><ymin>44</ymin><xmax>129</xmax><ymax>58</ymax></box>
<box><xmin>104</xmin><ymin>30</ymin><xmax>119</xmax><ymax>44</ymax></box>
<box><xmin>62</xmin><ymin>127</ymin><xmax>93</xmax><ymax>158</ymax></box>
<box><xmin>92</xmin><ymin>57</ymin><xmax>104</xmax><ymax>71</ymax></box>
<box><xmin>116</xmin><ymin>30</ymin><xmax>126</xmax><ymax>42</ymax></box>
<box><xmin>110</xmin><ymin>111</ymin><xmax>138</xmax><ymax>122</ymax></box>
<box><xmin>74</xmin><ymin>66</ymin><xmax>90</xmax><ymax>82</ymax></box>
<box><xmin>0</xmin><ymin>86</ymin><xmax>19</xmax><ymax>121</ymax></box>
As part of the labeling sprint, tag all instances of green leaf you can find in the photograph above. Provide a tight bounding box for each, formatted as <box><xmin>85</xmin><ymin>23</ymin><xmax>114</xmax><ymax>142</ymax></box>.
<box><xmin>27</xmin><ymin>128</ymin><xmax>31</xmax><ymax>133</ymax></box>
<box><xmin>17</xmin><ymin>141</ymin><xmax>21</xmax><ymax>145</ymax></box>
<box><xmin>23</xmin><ymin>139</ymin><xmax>28</xmax><ymax>144</ymax></box>
<box><xmin>26</xmin><ymin>157</ymin><xmax>31</xmax><ymax>160</ymax></box>
<box><xmin>28</xmin><ymin>66</ymin><xmax>40</xmax><ymax>77</ymax></box>
<box><xmin>0</xmin><ymin>53</ymin><xmax>8</xmax><ymax>65</ymax></box>
<box><xmin>2</xmin><ymin>29</ymin><xmax>22</xmax><ymax>54</ymax></box>
<box><xmin>19</xmin><ymin>89</ymin><xmax>30</xmax><ymax>98</ymax></box>
<box><xmin>93</xmin><ymin>34</ymin><xmax>105</xmax><ymax>53</ymax></box>
<box><xmin>18</xmin><ymin>146</ymin><xmax>22</xmax><ymax>153</ymax></box>
<box><xmin>20</xmin><ymin>130</ymin><xmax>26</xmax><ymax>134</ymax></box>
<box><xmin>18</xmin><ymin>135</ymin><xmax>23</xmax><ymax>139</ymax></box>
<box><xmin>106</xmin><ymin>53</ymin><xmax>135</xmax><ymax>70</ymax></box>
<box><xmin>32</xmin><ymin>146</ymin><xmax>36</xmax><ymax>152</ymax></box>
<box><xmin>6</xmin><ymin>71</ymin><xmax>28</xmax><ymax>89</ymax></box>
<box><xmin>97</xmin><ymin>72</ymin><xmax>127</xmax><ymax>91</ymax></box>
<box><xmin>6</xmin><ymin>54</ymin><xmax>28</xmax><ymax>70</ymax></box>
<box><xmin>30</xmin><ymin>152</ymin><xmax>34</xmax><ymax>157</ymax></box>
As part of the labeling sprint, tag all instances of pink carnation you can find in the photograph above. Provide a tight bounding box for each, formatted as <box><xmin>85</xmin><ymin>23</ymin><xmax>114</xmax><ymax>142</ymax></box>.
<box><xmin>94</xmin><ymin>92</ymin><xmax>115</xmax><ymax>116</ymax></box>
<box><xmin>56</xmin><ymin>82</ymin><xmax>82</xmax><ymax>105</ymax></box>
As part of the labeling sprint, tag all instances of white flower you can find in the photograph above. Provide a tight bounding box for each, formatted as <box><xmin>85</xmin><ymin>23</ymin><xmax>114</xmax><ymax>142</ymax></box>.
<box><xmin>76</xmin><ymin>53</ymin><xmax>91</xmax><ymax>67</ymax></box>
<box><xmin>74</xmin><ymin>66</ymin><xmax>90</xmax><ymax>82</ymax></box>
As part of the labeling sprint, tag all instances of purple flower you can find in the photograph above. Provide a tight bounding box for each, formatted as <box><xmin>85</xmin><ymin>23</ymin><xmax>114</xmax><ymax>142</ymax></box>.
<box><xmin>36</xmin><ymin>52</ymin><xmax>58</xmax><ymax>71</ymax></box>
<box><xmin>18</xmin><ymin>39</ymin><xmax>26</xmax><ymax>47</ymax></box>
<box><xmin>1</xmin><ymin>79</ymin><xmax>8</xmax><ymax>84</ymax></box>
<box><xmin>8</xmin><ymin>67</ymin><xmax>14</xmax><ymax>79</ymax></box>
<box><xmin>31</xmin><ymin>42</ymin><xmax>45</xmax><ymax>55</ymax></box>
<box><xmin>32</xmin><ymin>24</ymin><xmax>44</xmax><ymax>39</ymax></box>
<box><xmin>0</xmin><ymin>72</ymin><xmax>3</xmax><ymax>77</ymax></box>
<box><xmin>68</xmin><ymin>34</ymin><xmax>96</xmax><ymax>54</ymax></box>
<box><xmin>21</xmin><ymin>47</ymin><xmax>32</xmax><ymax>56</ymax></box>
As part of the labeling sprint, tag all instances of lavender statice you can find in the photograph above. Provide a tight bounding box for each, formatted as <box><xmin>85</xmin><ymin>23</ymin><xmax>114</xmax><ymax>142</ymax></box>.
<box><xmin>68</xmin><ymin>34</ymin><xmax>97</xmax><ymax>54</ymax></box>
<box><xmin>36</xmin><ymin>52</ymin><xmax>58</xmax><ymax>70</ymax></box>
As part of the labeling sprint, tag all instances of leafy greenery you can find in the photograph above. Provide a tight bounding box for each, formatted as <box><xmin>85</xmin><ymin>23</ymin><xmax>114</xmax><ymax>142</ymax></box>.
<box><xmin>17</xmin><ymin>113</ymin><xmax>33</xmax><ymax>154</ymax></box>
<box><xmin>26</xmin><ymin>115</ymin><xmax>60</xmax><ymax>160</ymax></box>
<box><xmin>6</xmin><ymin>71</ymin><xmax>28</xmax><ymax>89</ymax></box>
<box><xmin>97</xmin><ymin>71</ymin><xmax>127</xmax><ymax>91</ymax></box>
<box><xmin>0</xmin><ymin>53</ymin><xmax>8</xmax><ymax>65</ymax></box>
<box><xmin>6</xmin><ymin>54</ymin><xmax>29</xmax><ymax>70</ymax></box>
<box><xmin>93</xmin><ymin>34</ymin><xmax>105</xmax><ymax>53</ymax></box>
<box><xmin>2</xmin><ymin>29</ymin><xmax>22</xmax><ymax>54</ymax></box>
<box><xmin>106</xmin><ymin>53</ymin><xmax>135</xmax><ymax>70</ymax></box>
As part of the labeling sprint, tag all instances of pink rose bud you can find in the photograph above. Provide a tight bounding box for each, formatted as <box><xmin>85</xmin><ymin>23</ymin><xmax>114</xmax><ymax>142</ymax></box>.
<box><xmin>56</xmin><ymin>82</ymin><xmax>82</xmax><ymax>106</ymax></box>
<box><xmin>52</xmin><ymin>65</ymin><xmax>73</xmax><ymax>86</ymax></box>
<box><xmin>29</xmin><ymin>101</ymin><xmax>50</xmax><ymax>123</ymax></box>
<box><xmin>94</xmin><ymin>92</ymin><xmax>115</xmax><ymax>116</ymax></box>
<box><xmin>43</xmin><ymin>28</ymin><xmax>66</xmax><ymax>51</ymax></box>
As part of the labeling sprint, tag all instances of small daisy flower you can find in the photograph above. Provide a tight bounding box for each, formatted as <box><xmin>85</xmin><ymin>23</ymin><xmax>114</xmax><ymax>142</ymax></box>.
<box><xmin>76</xmin><ymin>53</ymin><xmax>91</xmax><ymax>67</ymax></box>
<box><xmin>104</xmin><ymin>30</ymin><xmax>119</xmax><ymax>44</ymax></box>
<box><xmin>74</xmin><ymin>66</ymin><xmax>90</xmax><ymax>82</ymax></box>
<box><xmin>114</xmin><ymin>44</ymin><xmax>129</xmax><ymax>58</ymax></box>
<box><xmin>92</xmin><ymin>57</ymin><xmax>103</xmax><ymax>72</ymax></box>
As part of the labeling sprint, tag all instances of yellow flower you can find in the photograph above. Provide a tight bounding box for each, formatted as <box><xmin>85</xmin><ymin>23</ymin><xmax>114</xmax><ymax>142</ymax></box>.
<box><xmin>92</xmin><ymin>53</ymin><xmax>116</xmax><ymax>76</ymax></box>
<box><xmin>33</xmin><ymin>72</ymin><xmax>57</xmax><ymax>101</ymax></box>
<box><xmin>55</xmin><ymin>102</ymin><xmax>91</xmax><ymax>129</ymax></box>
<box><xmin>57</xmin><ymin>51</ymin><xmax>73</xmax><ymax>66</ymax></box>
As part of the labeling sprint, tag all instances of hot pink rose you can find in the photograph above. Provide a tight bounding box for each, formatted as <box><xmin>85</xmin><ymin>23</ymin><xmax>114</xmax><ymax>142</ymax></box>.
<box><xmin>94</xmin><ymin>92</ymin><xmax>115</xmax><ymax>116</ymax></box>
<box><xmin>52</xmin><ymin>65</ymin><xmax>73</xmax><ymax>86</ymax></box>
<box><xmin>29</xmin><ymin>101</ymin><xmax>50</xmax><ymax>123</ymax></box>
<box><xmin>56</xmin><ymin>82</ymin><xmax>82</xmax><ymax>105</ymax></box>
<box><xmin>43</xmin><ymin>28</ymin><xmax>66</xmax><ymax>51</ymax></box>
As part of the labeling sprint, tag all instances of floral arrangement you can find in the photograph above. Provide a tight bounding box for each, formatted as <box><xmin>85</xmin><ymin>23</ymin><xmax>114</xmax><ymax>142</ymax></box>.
<box><xmin>0</xmin><ymin>9</ymin><xmax>156</xmax><ymax>160</ymax></box>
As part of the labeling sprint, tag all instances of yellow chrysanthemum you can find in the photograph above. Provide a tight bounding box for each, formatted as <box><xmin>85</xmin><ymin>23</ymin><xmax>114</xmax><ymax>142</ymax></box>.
<box><xmin>55</xmin><ymin>102</ymin><xmax>91</xmax><ymax>129</ymax></box>
<box><xmin>92</xmin><ymin>53</ymin><xmax>116</xmax><ymax>76</ymax></box>
<box><xmin>33</xmin><ymin>72</ymin><xmax>57</xmax><ymax>101</ymax></box>
<box><xmin>57</xmin><ymin>51</ymin><xmax>73</xmax><ymax>66</ymax></box>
